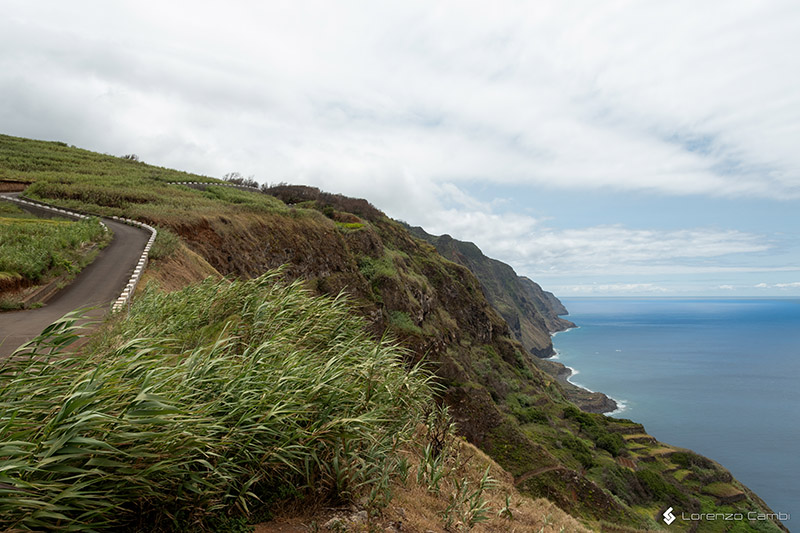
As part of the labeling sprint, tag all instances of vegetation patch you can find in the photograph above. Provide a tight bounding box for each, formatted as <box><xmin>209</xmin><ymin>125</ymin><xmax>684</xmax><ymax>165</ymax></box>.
<box><xmin>0</xmin><ymin>273</ymin><xmax>433</xmax><ymax>531</ymax></box>
<box><xmin>0</xmin><ymin>202</ymin><xmax>27</xmax><ymax>217</ymax></box>
<box><xmin>147</xmin><ymin>226</ymin><xmax>181</xmax><ymax>260</ymax></box>
<box><xmin>336</xmin><ymin>221</ymin><xmax>364</xmax><ymax>230</ymax></box>
<box><xmin>506</xmin><ymin>393</ymin><xmax>550</xmax><ymax>425</ymax></box>
<box><xmin>0</xmin><ymin>212</ymin><xmax>109</xmax><ymax>307</ymax></box>
<box><xmin>702</xmin><ymin>482</ymin><xmax>744</xmax><ymax>499</ymax></box>
<box><xmin>634</xmin><ymin>468</ymin><xmax>689</xmax><ymax>504</ymax></box>
<box><xmin>388</xmin><ymin>310</ymin><xmax>423</xmax><ymax>336</ymax></box>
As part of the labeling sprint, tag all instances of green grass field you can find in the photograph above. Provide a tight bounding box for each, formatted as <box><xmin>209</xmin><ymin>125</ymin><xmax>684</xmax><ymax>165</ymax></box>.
<box><xmin>0</xmin><ymin>208</ymin><xmax>109</xmax><ymax>308</ymax></box>
<box><xmin>0</xmin><ymin>134</ymin><xmax>291</xmax><ymax>227</ymax></box>
<box><xmin>0</xmin><ymin>202</ymin><xmax>28</xmax><ymax>218</ymax></box>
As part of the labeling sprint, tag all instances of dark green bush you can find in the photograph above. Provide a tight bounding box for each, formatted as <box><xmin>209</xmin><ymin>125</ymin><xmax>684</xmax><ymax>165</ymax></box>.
<box><xmin>671</xmin><ymin>451</ymin><xmax>714</xmax><ymax>470</ymax></box>
<box><xmin>601</xmin><ymin>465</ymin><xmax>649</xmax><ymax>505</ymax></box>
<box><xmin>561</xmin><ymin>434</ymin><xmax>594</xmax><ymax>469</ymax></box>
<box><xmin>563</xmin><ymin>405</ymin><xmax>598</xmax><ymax>428</ymax></box>
<box><xmin>595</xmin><ymin>433</ymin><xmax>625</xmax><ymax>457</ymax></box>
<box><xmin>635</xmin><ymin>469</ymin><xmax>687</xmax><ymax>504</ymax></box>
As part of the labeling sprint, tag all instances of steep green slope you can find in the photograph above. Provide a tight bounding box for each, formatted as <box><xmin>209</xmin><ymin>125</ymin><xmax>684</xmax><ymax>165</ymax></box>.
<box><xmin>0</xmin><ymin>134</ymin><xmax>786</xmax><ymax>532</ymax></box>
<box><xmin>405</xmin><ymin>226</ymin><xmax>617</xmax><ymax>414</ymax></box>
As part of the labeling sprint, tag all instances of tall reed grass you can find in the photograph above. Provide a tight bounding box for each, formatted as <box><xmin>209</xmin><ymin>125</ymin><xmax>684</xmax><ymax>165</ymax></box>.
<box><xmin>0</xmin><ymin>272</ymin><xmax>433</xmax><ymax>531</ymax></box>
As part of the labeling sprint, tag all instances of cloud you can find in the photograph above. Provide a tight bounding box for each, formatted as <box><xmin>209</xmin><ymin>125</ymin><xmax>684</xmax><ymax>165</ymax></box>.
<box><xmin>384</xmin><ymin>181</ymin><xmax>781</xmax><ymax>284</ymax></box>
<box><xmin>1</xmin><ymin>1</ymin><xmax>798</xmax><ymax>296</ymax></box>
<box><xmin>418</xmin><ymin>205</ymin><xmax>773</xmax><ymax>278</ymax></box>
<box><xmin>552</xmin><ymin>283</ymin><xmax>671</xmax><ymax>295</ymax></box>
<box><xmin>756</xmin><ymin>281</ymin><xmax>800</xmax><ymax>289</ymax></box>
<box><xmin>1</xmin><ymin>1</ymin><xmax>800</xmax><ymax>203</ymax></box>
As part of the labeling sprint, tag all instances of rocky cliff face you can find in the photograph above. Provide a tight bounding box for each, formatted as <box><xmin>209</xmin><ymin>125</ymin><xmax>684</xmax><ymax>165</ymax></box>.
<box><xmin>404</xmin><ymin>226</ymin><xmax>616</xmax><ymax>413</ymax></box>
<box><xmin>407</xmin><ymin>226</ymin><xmax>574</xmax><ymax>357</ymax></box>
<box><xmin>160</xmin><ymin>187</ymin><xmax>783</xmax><ymax>531</ymax></box>
<box><xmin>143</xmin><ymin>187</ymin><xmax>749</xmax><ymax>530</ymax></box>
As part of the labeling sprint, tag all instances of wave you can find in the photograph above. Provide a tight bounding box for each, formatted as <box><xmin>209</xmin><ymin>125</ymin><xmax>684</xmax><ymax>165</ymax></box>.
<box><xmin>550</xmin><ymin>326</ymin><xmax>579</xmax><ymax>338</ymax></box>
<box><xmin>565</xmin><ymin>365</ymin><xmax>595</xmax><ymax>392</ymax></box>
<box><xmin>606</xmin><ymin>398</ymin><xmax>628</xmax><ymax>417</ymax></box>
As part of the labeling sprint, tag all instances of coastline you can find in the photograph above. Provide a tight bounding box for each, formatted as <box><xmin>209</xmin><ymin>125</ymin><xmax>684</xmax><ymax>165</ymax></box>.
<box><xmin>559</xmin><ymin>362</ymin><xmax>627</xmax><ymax>416</ymax></box>
<box><xmin>548</xmin><ymin>297</ymin><xmax>796</xmax><ymax>528</ymax></box>
<box><xmin>530</xmin><ymin>325</ymin><xmax>618</xmax><ymax>414</ymax></box>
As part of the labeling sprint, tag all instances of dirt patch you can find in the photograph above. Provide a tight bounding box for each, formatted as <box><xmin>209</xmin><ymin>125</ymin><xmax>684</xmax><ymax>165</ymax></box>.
<box><xmin>0</xmin><ymin>180</ymin><xmax>29</xmax><ymax>192</ymax></box>
<box><xmin>253</xmin><ymin>517</ymin><xmax>314</xmax><ymax>533</ymax></box>
<box><xmin>141</xmin><ymin>244</ymin><xmax>221</xmax><ymax>292</ymax></box>
<box><xmin>0</xmin><ymin>274</ymin><xmax>29</xmax><ymax>294</ymax></box>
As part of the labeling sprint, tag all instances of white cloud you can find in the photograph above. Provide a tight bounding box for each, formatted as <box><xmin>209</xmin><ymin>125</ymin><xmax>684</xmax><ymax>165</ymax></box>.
<box><xmin>417</xmin><ymin>205</ymin><xmax>773</xmax><ymax>278</ymax></box>
<box><xmin>2</xmin><ymin>0</ymin><xmax>800</xmax><ymax>202</ymax></box>
<box><xmin>754</xmin><ymin>281</ymin><xmax>800</xmax><ymax>289</ymax></box>
<box><xmin>1</xmin><ymin>1</ymin><xmax>799</xmax><ymax>296</ymax></box>
<box><xmin>552</xmin><ymin>283</ymin><xmax>671</xmax><ymax>295</ymax></box>
<box><xmin>386</xmin><ymin>181</ymin><xmax>781</xmax><ymax>282</ymax></box>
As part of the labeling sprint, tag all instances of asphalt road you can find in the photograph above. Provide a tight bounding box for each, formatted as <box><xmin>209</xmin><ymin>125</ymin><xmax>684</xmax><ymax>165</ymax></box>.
<box><xmin>0</xmin><ymin>196</ymin><xmax>149</xmax><ymax>357</ymax></box>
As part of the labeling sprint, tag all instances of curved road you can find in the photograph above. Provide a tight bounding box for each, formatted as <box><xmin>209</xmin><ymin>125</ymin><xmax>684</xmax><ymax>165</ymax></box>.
<box><xmin>0</xmin><ymin>195</ymin><xmax>149</xmax><ymax>357</ymax></box>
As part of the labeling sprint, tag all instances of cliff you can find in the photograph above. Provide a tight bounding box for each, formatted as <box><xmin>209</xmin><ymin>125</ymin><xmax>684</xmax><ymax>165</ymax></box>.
<box><xmin>405</xmin><ymin>226</ymin><xmax>615</xmax><ymax>413</ymax></box>
<box><xmin>407</xmin><ymin>226</ymin><xmax>575</xmax><ymax>357</ymax></box>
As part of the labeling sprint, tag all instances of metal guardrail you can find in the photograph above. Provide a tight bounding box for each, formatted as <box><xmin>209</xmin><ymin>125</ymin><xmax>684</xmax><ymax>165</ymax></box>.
<box><xmin>0</xmin><ymin>194</ymin><xmax>108</xmax><ymax>232</ymax></box>
<box><xmin>0</xmin><ymin>194</ymin><xmax>156</xmax><ymax>313</ymax></box>
<box><xmin>108</xmin><ymin>216</ymin><xmax>156</xmax><ymax>312</ymax></box>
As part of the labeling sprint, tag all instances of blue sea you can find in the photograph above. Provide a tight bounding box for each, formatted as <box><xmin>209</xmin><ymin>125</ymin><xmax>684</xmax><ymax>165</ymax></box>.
<box><xmin>552</xmin><ymin>298</ymin><xmax>800</xmax><ymax>525</ymax></box>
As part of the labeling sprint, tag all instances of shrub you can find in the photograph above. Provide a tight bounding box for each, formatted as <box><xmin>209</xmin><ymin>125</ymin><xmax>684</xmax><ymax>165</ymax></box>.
<box><xmin>595</xmin><ymin>433</ymin><xmax>625</xmax><ymax>457</ymax></box>
<box><xmin>635</xmin><ymin>469</ymin><xmax>687</xmax><ymax>504</ymax></box>
<box><xmin>358</xmin><ymin>254</ymin><xmax>397</xmax><ymax>282</ymax></box>
<box><xmin>148</xmin><ymin>227</ymin><xmax>180</xmax><ymax>260</ymax></box>
<box><xmin>507</xmin><ymin>393</ymin><xmax>549</xmax><ymax>425</ymax></box>
<box><xmin>388</xmin><ymin>310</ymin><xmax>423</xmax><ymax>335</ymax></box>
<box><xmin>601</xmin><ymin>465</ymin><xmax>649</xmax><ymax>505</ymax></box>
<box><xmin>563</xmin><ymin>405</ymin><xmax>598</xmax><ymax>428</ymax></box>
<box><xmin>263</xmin><ymin>184</ymin><xmax>385</xmax><ymax>221</ymax></box>
<box><xmin>671</xmin><ymin>451</ymin><xmax>714</xmax><ymax>470</ymax></box>
<box><xmin>561</xmin><ymin>434</ymin><xmax>594</xmax><ymax>469</ymax></box>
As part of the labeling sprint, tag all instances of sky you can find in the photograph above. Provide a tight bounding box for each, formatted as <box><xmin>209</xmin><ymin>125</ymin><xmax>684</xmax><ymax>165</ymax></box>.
<box><xmin>2</xmin><ymin>1</ymin><xmax>799</xmax><ymax>297</ymax></box>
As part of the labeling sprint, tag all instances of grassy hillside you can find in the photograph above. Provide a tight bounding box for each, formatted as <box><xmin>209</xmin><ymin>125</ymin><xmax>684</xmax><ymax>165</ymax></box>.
<box><xmin>0</xmin><ymin>134</ymin><xmax>786</xmax><ymax>532</ymax></box>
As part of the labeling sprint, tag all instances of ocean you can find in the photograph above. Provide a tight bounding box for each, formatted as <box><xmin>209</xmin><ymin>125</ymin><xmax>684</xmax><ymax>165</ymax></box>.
<box><xmin>552</xmin><ymin>298</ymin><xmax>800</xmax><ymax>525</ymax></box>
